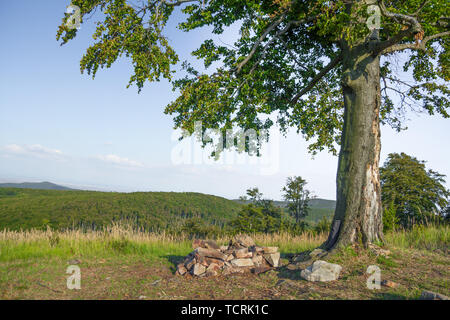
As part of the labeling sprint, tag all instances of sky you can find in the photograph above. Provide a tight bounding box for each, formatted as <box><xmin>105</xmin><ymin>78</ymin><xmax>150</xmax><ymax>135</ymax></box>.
<box><xmin>0</xmin><ymin>1</ymin><xmax>449</xmax><ymax>201</ymax></box>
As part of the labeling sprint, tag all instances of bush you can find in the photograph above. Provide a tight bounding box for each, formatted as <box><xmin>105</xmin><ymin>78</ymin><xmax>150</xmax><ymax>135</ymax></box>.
<box><xmin>230</xmin><ymin>202</ymin><xmax>284</xmax><ymax>234</ymax></box>
<box><xmin>282</xmin><ymin>220</ymin><xmax>309</xmax><ymax>235</ymax></box>
<box><xmin>314</xmin><ymin>217</ymin><xmax>331</xmax><ymax>234</ymax></box>
<box><xmin>383</xmin><ymin>201</ymin><xmax>399</xmax><ymax>232</ymax></box>
<box><xmin>180</xmin><ymin>218</ymin><xmax>224</xmax><ymax>239</ymax></box>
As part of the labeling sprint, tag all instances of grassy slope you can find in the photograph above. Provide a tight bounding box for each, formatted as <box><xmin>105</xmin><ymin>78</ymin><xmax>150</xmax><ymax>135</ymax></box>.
<box><xmin>0</xmin><ymin>188</ymin><xmax>241</xmax><ymax>231</ymax></box>
<box><xmin>0</xmin><ymin>226</ymin><xmax>447</xmax><ymax>300</ymax></box>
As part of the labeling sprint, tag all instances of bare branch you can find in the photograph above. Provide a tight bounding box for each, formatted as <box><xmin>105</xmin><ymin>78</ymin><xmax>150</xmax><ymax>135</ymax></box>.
<box><xmin>375</xmin><ymin>28</ymin><xmax>416</xmax><ymax>55</ymax></box>
<box><xmin>381</xmin><ymin>31</ymin><xmax>450</xmax><ymax>54</ymax></box>
<box><xmin>373</xmin><ymin>0</ymin><xmax>426</xmax><ymax>55</ymax></box>
<box><xmin>375</xmin><ymin>1</ymin><xmax>449</xmax><ymax>55</ymax></box>
<box><xmin>163</xmin><ymin>0</ymin><xmax>198</xmax><ymax>6</ymax></box>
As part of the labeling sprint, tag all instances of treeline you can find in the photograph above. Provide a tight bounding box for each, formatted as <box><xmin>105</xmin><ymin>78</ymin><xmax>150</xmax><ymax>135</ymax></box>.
<box><xmin>0</xmin><ymin>153</ymin><xmax>447</xmax><ymax>237</ymax></box>
<box><xmin>380</xmin><ymin>153</ymin><xmax>449</xmax><ymax>231</ymax></box>
<box><xmin>222</xmin><ymin>181</ymin><xmax>329</xmax><ymax>237</ymax></box>
<box><xmin>190</xmin><ymin>151</ymin><xmax>450</xmax><ymax>238</ymax></box>
<box><xmin>0</xmin><ymin>187</ymin><xmax>335</xmax><ymax>236</ymax></box>
<box><xmin>0</xmin><ymin>189</ymin><xmax>240</xmax><ymax>232</ymax></box>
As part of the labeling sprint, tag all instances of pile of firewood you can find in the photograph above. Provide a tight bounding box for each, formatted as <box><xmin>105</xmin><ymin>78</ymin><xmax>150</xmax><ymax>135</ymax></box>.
<box><xmin>176</xmin><ymin>236</ymin><xmax>281</xmax><ymax>277</ymax></box>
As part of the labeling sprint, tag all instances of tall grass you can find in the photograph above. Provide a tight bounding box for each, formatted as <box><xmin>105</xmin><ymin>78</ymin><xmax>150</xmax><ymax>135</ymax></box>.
<box><xmin>0</xmin><ymin>225</ymin><xmax>327</xmax><ymax>262</ymax></box>
<box><xmin>385</xmin><ymin>225</ymin><xmax>449</xmax><ymax>251</ymax></box>
<box><xmin>2</xmin><ymin>224</ymin><xmax>446</xmax><ymax>263</ymax></box>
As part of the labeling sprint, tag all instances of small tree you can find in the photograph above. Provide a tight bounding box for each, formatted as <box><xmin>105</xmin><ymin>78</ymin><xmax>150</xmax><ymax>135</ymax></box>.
<box><xmin>380</xmin><ymin>153</ymin><xmax>449</xmax><ymax>229</ymax></box>
<box><xmin>282</xmin><ymin>176</ymin><xmax>311</xmax><ymax>224</ymax></box>
<box><xmin>231</xmin><ymin>188</ymin><xmax>284</xmax><ymax>233</ymax></box>
<box><xmin>246</xmin><ymin>187</ymin><xmax>263</xmax><ymax>205</ymax></box>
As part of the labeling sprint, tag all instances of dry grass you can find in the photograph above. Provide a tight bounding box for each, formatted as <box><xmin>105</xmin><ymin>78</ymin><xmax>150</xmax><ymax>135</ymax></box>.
<box><xmin>385</xmin><ymin>225</ymin><xmax>449</xmax><ymax>251</ymax></box>
<box><xmin>0</xmin><ymin>225</ymin><xmax>448</xmax><ymax>300</ymax></box>
<box><xmin>0</xmin><ymin>224</ymin><xmax>327</xmax><ymax>246</ymax></box>
<box><xmin>0</xmin><ymin>225</ymin><xmax>327</xmax><ymax>263</ymax></box>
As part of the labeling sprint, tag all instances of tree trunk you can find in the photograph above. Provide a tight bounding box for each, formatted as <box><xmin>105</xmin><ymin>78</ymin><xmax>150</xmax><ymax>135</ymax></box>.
<box><xmin>324</xmin><ymin>43</ymin><xmax>384</xmax><ymax>250</ymax></box>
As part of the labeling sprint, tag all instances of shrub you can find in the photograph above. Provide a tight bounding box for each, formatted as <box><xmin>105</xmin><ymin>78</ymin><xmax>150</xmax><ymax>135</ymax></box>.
<box><xmin>314</xmin><ymin>217</ymin><xmax>331</xmax><ymax>234</ymax></box>
<box><xmin>383</xmin><ymin>201</ymin><xmax>399</xmax><ymax>232</ymax></box>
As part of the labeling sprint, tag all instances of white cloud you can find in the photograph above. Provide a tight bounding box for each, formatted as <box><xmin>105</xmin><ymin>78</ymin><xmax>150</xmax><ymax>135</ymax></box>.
<box><xmin>96</xmin><ymin>154</ymin><xmax>144</xmax><ymax>168</ymax></box>
<box><xmin>1</xmin><ymin>144</ymin><xmax>64</xmax><ymax>159</ymax></box>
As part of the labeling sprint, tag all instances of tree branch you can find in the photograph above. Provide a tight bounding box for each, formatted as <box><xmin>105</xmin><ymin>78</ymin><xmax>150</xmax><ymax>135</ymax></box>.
<box><xmin>290</xmin><ymin>54</ymin><xmax>343</xmax><ymax>105</ymax></box>
<box><xmin>235</xmin><ymin>14</ymin><xmax>286</xmax><ymax>74</ymax></box>
<box><xmin>235</xmin><ymin>15</ymin><xmax>317</xmax><ymax>74</ymax></box>
<box><xmin>381</xmin><ymin>31</ymin><xmax>450</xmax><ymax>54</ymax></box>
<box><xmin>412</xmin><ymin>0</ymin><xmax>430</xmax><ymax>17</ymax></box>
<box><xmin>373</xmin><ymin>0</ymin><xmax>425</xmax><ymax>55</ymax></box>
<box><xmin>378</xmin><ymin>0</ymin><xmax>422</xmax><ymax>31</ymax></box>
<box><xmin>163</xmin><ymin>0</ymin><xmax>198</xmax><ymax>6</ymax></box>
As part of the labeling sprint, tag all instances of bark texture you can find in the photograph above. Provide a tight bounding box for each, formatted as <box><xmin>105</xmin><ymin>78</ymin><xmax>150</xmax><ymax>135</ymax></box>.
<box><xmin>324</xmin><ymin>43</ymin><xmax>384</xmax><ymax>250</ymax></box>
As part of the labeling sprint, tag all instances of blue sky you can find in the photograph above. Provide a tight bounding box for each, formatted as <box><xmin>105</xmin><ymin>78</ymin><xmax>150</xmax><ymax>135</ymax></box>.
<box><xmin>0</xmin><ymin>1</ymin><xmax>449</xmax><ymax>200</ymax></box>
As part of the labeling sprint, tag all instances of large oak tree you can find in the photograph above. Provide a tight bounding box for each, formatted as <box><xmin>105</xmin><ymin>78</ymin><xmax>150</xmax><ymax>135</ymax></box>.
<box><xmin>57</xmin><ymin>0</ymin><xmax>449</xmax><ymax>251</ymax></box>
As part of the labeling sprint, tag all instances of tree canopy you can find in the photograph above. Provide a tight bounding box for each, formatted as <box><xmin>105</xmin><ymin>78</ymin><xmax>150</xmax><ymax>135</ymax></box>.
<box><xmin>57</xmin><ymin>1</ymin><xmax>450</xmax><ymax>249</ymax></box>
<box><xmin>380</xmin><ymin>152</ymin><xmax>449</xmax><ymax>228</ymax></box>
<box><xmin>57</xmin><ymin>0</ymin><xmax>449</xmax><ymax>154</ymax></box>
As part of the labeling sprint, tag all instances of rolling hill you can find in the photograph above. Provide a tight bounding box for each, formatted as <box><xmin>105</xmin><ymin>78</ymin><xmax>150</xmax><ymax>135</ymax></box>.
<box><xmin>0</xmin><ymin>181</ymin><xmax>75</xmax><ymax>191</ymax></box>
<box><xmin>0</xmin><ymin>183</ymin><xmax>336</xmax><ymax>231</ymax></box>
<box><xmin>0</xmin><ymin>188</ymin><xmax>241</xmax><ymax>231</ymax></box>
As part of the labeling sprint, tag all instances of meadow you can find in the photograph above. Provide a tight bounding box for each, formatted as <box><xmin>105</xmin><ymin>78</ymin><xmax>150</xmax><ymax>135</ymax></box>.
<box><xmin>0</xmin><ymin>225</ymin><xmax>448</xmax><ymax>300</ymax></box>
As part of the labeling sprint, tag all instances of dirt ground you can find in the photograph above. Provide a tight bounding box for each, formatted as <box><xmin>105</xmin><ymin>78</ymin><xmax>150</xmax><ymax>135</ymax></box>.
<box><xmin>1</xmin><ymin>246</ymin><xmax>448</xmax><ymax>300</ymax></box>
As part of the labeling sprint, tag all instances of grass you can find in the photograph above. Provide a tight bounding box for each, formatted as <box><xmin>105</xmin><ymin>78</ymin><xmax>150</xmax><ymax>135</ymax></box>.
<box><xmin>0</xmin><ymin>225</ymin><xmax>448</xmax><ymax>300</ymax></box>
<box><xmin>385</xmin><ymin>225</ymin><xmax>449</xmax><ymax>251</ymax></box>
<box><xmin>0</xmin><ymin>225</ymin><xmax>326</xmax><ymax>262</ymax></box>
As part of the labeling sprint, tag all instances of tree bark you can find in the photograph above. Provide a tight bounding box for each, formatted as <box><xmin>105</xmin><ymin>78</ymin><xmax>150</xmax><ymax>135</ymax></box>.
<box><xmin>324</xmin><ymin>43</ymin><xmax>384</xmax><ymax>250</ymax></box>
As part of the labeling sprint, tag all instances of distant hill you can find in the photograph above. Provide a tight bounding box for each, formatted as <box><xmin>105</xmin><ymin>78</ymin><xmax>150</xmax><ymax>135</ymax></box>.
<box><xmin>0</xmin><ymin>188</ymin><xmax>241</xmax><ymax>231</ymax></box>
<box><xmin>0</xmin><ymin>181</ymin><xmax>75</xmax><ymax>191</ymax></box>
<box><xmin>0</xmin><ymin>184</ymin><xmax>335</xmax><ymax>231</ymax></box>
<box><xmin>233</xmin><ymin>198</ymin><xmax>336</xmax><ymax>224</ymax></box>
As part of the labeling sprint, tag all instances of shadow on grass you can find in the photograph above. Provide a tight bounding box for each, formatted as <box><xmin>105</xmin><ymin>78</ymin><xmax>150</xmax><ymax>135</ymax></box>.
<box><xmin>280</xmin><ymin>253</ymin><xmax>296</xmax><ymax>260</ymax></box>
<box><xmin>374</xmin><ymin>292</ymin><xmax>410</xmax><ymax>300</ymax></box>
<box><xmin>273</xmin><ymin>251</ymin><xmax>308</xmax><ymax>281</ymax></box>
<box><xmin>164</xmin><ymin>255</ymin><xmax>186</xmax><ymax>274</ymax></box>
<box><xmin>275</xmin><ymin>266</ymin><xmax>304</xmax><ymax>281</ymax></box>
